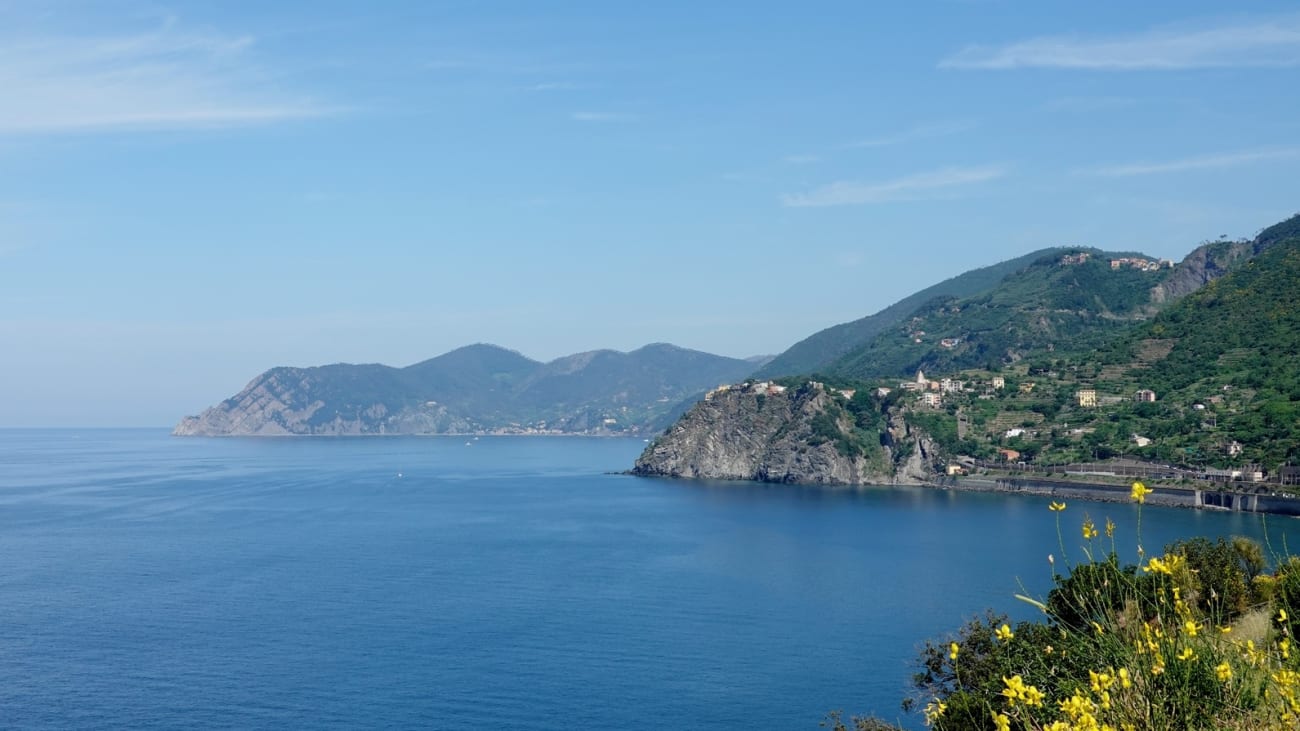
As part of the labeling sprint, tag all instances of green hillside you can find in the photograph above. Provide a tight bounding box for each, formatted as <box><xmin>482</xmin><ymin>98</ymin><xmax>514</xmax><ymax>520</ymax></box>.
<box><xmin>827</xmin><ymin>248</ymin><xmax>1175</xmax><ymax>379</ymax></box>
<box><xmin>756</xmin><ymin>248</ymin><xmax>1069</xmax><ymax>378</ymax></box>
<box><xmin>1089</xmin><ymin>218</ymin><xmax>1300</xmax><ymax>467</ymax></box>
<box><xmin>855</xmin><ymin>213</ymin><xmax>1300</xmax><ymax>474</ymax></box>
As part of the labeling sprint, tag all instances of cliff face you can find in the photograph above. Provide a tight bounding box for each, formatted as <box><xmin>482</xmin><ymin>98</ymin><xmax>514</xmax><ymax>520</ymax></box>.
<box><xmin>1150</xmin><ymin>239</ymin><xmax>1254</xmax><ymax>304</ymax></box>
<box><xmin>1150</xmin><ymin>216</ymin><xmax>1300</xmax><ymax>305</ymax></box>
<box><xmin>632</xmin><ymin>383</ymin><xmax>931</xmax><ymax>486</ymax></box>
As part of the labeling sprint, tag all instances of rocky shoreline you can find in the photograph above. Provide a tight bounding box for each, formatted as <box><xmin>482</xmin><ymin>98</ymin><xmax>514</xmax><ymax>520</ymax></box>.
<box><xmin>630</xmin><ymin>381</ymin><xmax>934</xmax><ymax>486</ymax></box>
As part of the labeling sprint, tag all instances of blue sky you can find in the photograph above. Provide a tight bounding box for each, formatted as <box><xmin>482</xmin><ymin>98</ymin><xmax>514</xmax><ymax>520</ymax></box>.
<box><xmin>3</xmin><ymin>1</ymin><xmax>1300</xmax><ymax>426</ymax></box>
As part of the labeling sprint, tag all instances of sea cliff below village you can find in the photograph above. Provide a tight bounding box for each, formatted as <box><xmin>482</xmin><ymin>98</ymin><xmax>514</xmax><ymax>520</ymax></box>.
<box><xmin>631</xmin><ymin>380</ymin><xmax>1300</xmax><ymax>518</ymax></box>
<box><xmin>631</xmin><ymin>380</ymin><xmax>938</xmax><ymax>486</ymax></box>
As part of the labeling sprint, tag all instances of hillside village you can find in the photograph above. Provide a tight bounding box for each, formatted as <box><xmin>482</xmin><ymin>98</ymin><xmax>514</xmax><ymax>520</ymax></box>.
<box><xmin>877</xmin><ymin>360</ymin><xmax>1295</xmax><ymax>486</ymax></box>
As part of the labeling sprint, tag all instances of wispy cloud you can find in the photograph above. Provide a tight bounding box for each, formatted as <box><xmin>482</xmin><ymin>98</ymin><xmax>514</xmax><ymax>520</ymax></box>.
<box><xmin>942</xmin><ymin>14</ymin><xmax>1300</xmax><ymax>70</ymax></box>
<box><xmin>781</xmin><ymin>165</ymin><xmax>1005</xmax><ymax>207</ymax></box>
<box><xmin>1043</xmin><ymin>96</ymin><xmax>1139</xmax><ymax>112</ymax></box>
<box><xmin>846</xmin><ymin>120</ymin><xmax>971</xmax><ymax>148</ymax></box>
<box><xmin>571</xmin><ymin>111</ymin><xmax>636</xmax><ymax>123</ymax></box>
<box><xmin>1081</xmin><ymin>147</ymin><xmax>1300</xmax><ymax>177</ymax></box>
<box><xmin>0</xmin><ymin>20</ymin><xmax>329</xmax><ymax>134</ymax></box>
<box><xmin>529</xmin><ymin>81</ymin><xmax>582</xmax><ymax>92</ymax></box>
<box><xmin>426</xmin><ymin>53</ymin><xmax>579</xmax><ymax>77</ymax></box>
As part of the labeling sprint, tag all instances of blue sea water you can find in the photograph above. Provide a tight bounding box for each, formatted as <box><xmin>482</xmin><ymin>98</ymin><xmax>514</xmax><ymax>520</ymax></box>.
<box><xmin>3</xmin><ymin>429</ymin><xmax>1300</xmax><ymax>730</ymax></box>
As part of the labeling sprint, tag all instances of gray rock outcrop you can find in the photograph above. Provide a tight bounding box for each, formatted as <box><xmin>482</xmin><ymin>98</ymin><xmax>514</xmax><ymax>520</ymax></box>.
<box><xmin>633</xmin><ymin>382</ymin><xmax>930</xmax><ymax>486</ymax></box>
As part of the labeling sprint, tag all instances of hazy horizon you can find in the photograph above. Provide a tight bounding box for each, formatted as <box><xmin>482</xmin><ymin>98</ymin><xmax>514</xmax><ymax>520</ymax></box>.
<box><xmin>4</xmin><ymin>1</ymin><xmax>1300</xmax><ymax>426</ymax></box>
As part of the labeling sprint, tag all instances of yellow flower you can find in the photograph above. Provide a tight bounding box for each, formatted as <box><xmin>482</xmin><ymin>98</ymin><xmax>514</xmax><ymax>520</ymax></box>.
<box><xmin>1049</xmin><ymin>501</ymin><xmax>1066</xmax><ymax>512</ymax></box>
<box><xmin>1282</xmin><ymin>637</ymin><xmax>1292</xmax><ymax>660</ymax></box>
<box><xmin>1281</xmin><ymin>608</ymin><xmax>1290</xmax><ymax>623</ymax></box>
<box><xmin>1216</xmin><ymin>662</ymin><xmax>1233</xmax><ymax>682</ymax></box>
<box><xmin>1001</xmin><ymin>674</ymin><xmax>1045</xmax><ymax>707</ymax></box>
<box><xmin>949</xmin><ymin>642</ymin><xmax>959</xmax><ymax>660</ymax></box>
<box><xmin>1082</xmin><ymin>518</ymin><xmax>1098</xmax><ymax>540</ymax></box>
<box><xmin>1142</xmin><ymin>554</ymin><xmax>1185</xmax><ymax>576</ymax></box>
<box><xmin>1060</xmin><ymin>691</ymin><xmax>1096</xmax><ymax>720</ymax></box>
<box><xmin>923</xmin><ymin>699</ymin><xmax>946</xmax><ymax>726</ymax></box>
<box><xmin>1090</xmin><ymin>669</ymin><xmax>1114</xmax><ymax>692</ymax></box>
<box><xmin>1183</xmin><ymin>620</ymin><xmax>1199</xmax><ymax>637</ymax></box>
<box><xmin>1131</xmin><ymin>481</ymin><xmax>1153</xmax><ymax>503</ymax></box>
<box><xmin>1022</xmin><ymin>684</ymin><xmax>1045</xmax><ymax>707</ymax></box>
<box><xmin>1152</xmin><ymin>660</ymin><xmax>1166</xmax><ymax>675</ymax></box>
<box><xmin>995</xmin><ymin>624</ymin><xmax>1014</xmax><ymax>642</ymax></box>
<box><xmin>1177</xmin><ymin>647</ymin><xmax>1196</xmax><ymax>661</ymax></box>
<box><xmin>1118</xmin><ymin>667</ymin><xmax>1131</xmax><ymax>689</ymax></box>
<box><xmin>1218</xmin><ymin>625</ymin><xmax>1232</xmax><ymax>634</ymax></box>
<box><xmin>1142</xmin><ymin>556</ymin><xmax>1166</xmax><ymax>574</ymax></box>
<box><xmin>992</xmin><ymin>712</ymin><xmax>1011</xmax><ymax>731</ymax></box>
<box><xmin>1091</xmin><ymin>620</ymin><xmax>1105</xmax><ymax>636</ymax></box>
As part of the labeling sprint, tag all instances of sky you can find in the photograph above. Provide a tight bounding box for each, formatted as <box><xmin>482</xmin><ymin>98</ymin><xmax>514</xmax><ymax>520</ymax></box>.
<box><xmin>3</xmin><ymin>1</ymin><xmax>1300</xmax><ymax>427</ymax></box>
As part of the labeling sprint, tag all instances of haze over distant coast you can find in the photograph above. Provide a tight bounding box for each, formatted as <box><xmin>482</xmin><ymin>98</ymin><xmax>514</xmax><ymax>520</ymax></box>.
<box><xmin>4</xmin><ymin>3</ymin><xmax>1299</xmax><ymax>427</ymax></box>
<box><xmin>174</xmin><ymin>343</ymin><xmax>758</xmax><ymax>436</ymax></box>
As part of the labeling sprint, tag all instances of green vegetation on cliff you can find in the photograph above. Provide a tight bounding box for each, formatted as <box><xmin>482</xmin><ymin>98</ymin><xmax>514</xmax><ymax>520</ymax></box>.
<box><xmin>802</xmin><ymin>213</ymin><xmax>1300</xmax><ymax>478</ymax></box>
<box><xmin>758</xmin><ymin>248</ymin><xmax>1072</xmax><ymax>379</ymax></box>
<box><xmin>1091</xmin><ymin>227</ymin><xmax>1300</xmax><ymax>467</ymax></box>
<box><xmin>828</xmin><ymin>249</ymin><xmax>1176</xmax><ymax>380</ymax></box>
<box><xmin>836</xmin><ymin>493</ymin><xmax>1300</xmax><ymax>730</ymax></box>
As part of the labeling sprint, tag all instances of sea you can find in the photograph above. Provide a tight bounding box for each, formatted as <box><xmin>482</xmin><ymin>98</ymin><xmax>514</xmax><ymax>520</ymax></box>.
<box><xmin>3</xmin><ymin>429</ymin><xmax>1299</xmax><ymax>730</ymax></box>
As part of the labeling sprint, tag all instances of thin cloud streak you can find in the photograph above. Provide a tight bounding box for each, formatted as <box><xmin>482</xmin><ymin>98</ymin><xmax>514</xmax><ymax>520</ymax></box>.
<box><xmin>846</xmin><ymin>120</ymin><xmax>971</xmax><ymax>148</ymax></box>
<box><xmin>0</xmin><ymin>22</ymin><xmax>329</xmax><ymax>134</ymax></box>
<box><xmin>1043</xmin><ymin>96</ymin><xmax>1139</xmax><ymax>112</ymax></box>
<box><xmin>1082</xmin><ymin>147</ymin><xmax>1300</xmax><ymax>177</ymax></box>
<box><xmin>942</xmin><ymin>14</ymin><xmax>1300</xmax><ymax>70</ymax></box>
<box><xmin>571</xmin><ymin>111</ymin><xmax>636</xmax><ymax>122</ymax></box>
<box><xmin>529</xmin><ymin>81</ymin><xmax>582</xmax><ymax>92</ymax></box>
<box><xmin>781</xmin><ymin>165</ymin><xmax>1005</xmax><ymax>207</ymax></box>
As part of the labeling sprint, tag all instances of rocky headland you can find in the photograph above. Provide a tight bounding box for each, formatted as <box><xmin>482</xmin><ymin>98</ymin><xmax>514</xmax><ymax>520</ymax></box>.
<box><xmin>632</xmin><ymin>381</ymin><xmax>938</xmax><ymax>485</ymax></box>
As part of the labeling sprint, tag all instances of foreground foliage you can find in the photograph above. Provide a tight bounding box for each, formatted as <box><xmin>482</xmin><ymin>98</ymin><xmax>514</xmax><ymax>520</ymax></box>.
<box><xmin>839</xmin><ymin>483</ymin><xmax>1300</xmax><ymax>730</ymax></box>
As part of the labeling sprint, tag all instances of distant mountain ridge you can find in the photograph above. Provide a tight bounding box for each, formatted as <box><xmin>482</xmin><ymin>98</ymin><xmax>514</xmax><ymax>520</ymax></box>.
<box><xmin>174</xmin><ymin>343</ymin><xmax>757</xmax><ymax>436</ymax></box>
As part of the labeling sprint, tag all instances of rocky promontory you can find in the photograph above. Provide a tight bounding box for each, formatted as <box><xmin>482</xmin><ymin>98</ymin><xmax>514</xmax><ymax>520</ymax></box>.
<box><xmin>174</xmin><ymin>343</ymin><xmax>758</xmax><ymax>437</ymax></box>
<box><xmin>632</xmin><ymin>381</ymin><xmax>939</xmax><ymax>486</ymax></box>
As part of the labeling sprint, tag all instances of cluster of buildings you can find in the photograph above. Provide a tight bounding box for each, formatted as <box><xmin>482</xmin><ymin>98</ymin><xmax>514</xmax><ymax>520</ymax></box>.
<box><xmin>1059</xmin><ymin>252</ymin><xmax>1175</xmax><ymax>272</ymax></box>
<box><xmin>1109</xmin><ymin>257</ymin><xmax>1175</xmax><ymax>271</ymax></box>
<box><xmin>902</xmin><ymin>370</ymin><xmax>1004</xmax><ymax>408</ymax></box>
<box><xmin>705</xmin><ymin>380</ymin><xmax>858</xmax><ymax>402</ymax></box>
<box><xmin>1076</xmin><ymin>388</ymin><xmax>1159</xmax><ymax>407</ymax></box>
<box><xmin>705</xmin><ymin>381</ymin><xmax>789</xmax><ymax>400</ymax></box>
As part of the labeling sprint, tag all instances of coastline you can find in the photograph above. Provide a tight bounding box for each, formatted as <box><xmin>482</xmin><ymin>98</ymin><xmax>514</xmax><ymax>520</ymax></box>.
<box><xmin>628</xmin><ymin>470</ymin><xmax>1300</xmax><ymax>519</ymax></box>
<box><xmin>933</xmin><ymin>474</ymin><xmax>1300</xmax><ymax>517</ymax></box>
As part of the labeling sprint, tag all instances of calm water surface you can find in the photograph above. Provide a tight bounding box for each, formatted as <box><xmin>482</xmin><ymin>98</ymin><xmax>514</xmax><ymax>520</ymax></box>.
<box><xmin>3</xmin><ymin>429</ymin><xmax>1299</xmax><ymax>729</ymax></box>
